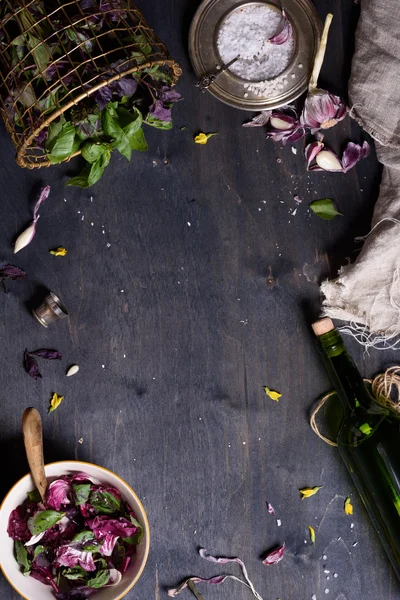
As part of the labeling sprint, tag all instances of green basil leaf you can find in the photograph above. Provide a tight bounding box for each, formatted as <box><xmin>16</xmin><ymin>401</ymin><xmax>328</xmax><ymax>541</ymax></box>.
<box><xmin>73</xmin><ymin>483</ymin><xmax>91</xmax><ymax>505</ymax></box>
<box><xmin>102</xmin><ymin>103</ymin><xmax>122</xmax><ymax>140</ymax></box>
<box><xmin>72</xmin><ymin>530</ymin><xmax>95</xmax><ymax>544</ymax></box>
<box><xmin>27</xmin><ymin>33</ymin><xmax>51</xmax><ymax>72</ymax></box>
<box><xmin>95</xmin><ymin>557</ymin><xmax>108</xmax><ymax>570</ymax></box>
<box><xmin>27</xmin><ymin>510</ymin><xmax>65</xmax><ymax>535</ymax></box>
<box><xmin>66</xmin><ymin>164</ymin><xmax>91</xmax><ymax>188</ymax></box>
<box><xmin>122</xmin><ymin>531</ymin><xmax>143</xmax><ymax>545</ymax></box>
<box><xmin>145</xmin><ymin>114</ymin><xmax>173</xmax><ymax>131</ymax></box>
<box><xmin>46</xmin><ymin>116</ymin><xmax>66</xmax><ymax>151</ymax></box>
<box><xmin>27</xmin><ymin>488</ymin><xmax>41</xmax><ymax>503</ymax></box>
<box><xmin>47</xmin><ymin>122</ymin><xmax>79</xmax><ymax>163</ymax></box>
<box><xmin>87</xmin><ymin>569</ymin><xmax>110</xmax><ymax>589</ymax></box>
<box><xmin>128</xmin><ymin>127</ymin><xmax>148</xmax><ymax>152</ymax></box>
<box><xmin>33</xmin><ymin>545</ymin><xmax>46</xmax><ymax>559</ymax></box>
<box><xmin>117</xmin><ymin>106</ymin><xmax>142</xmax><ymax>133</ymax></box>
<box><xmin>114</xmin><ymin>133</ymin><xmax>132</xmax><ymax>161</ymax></box>
<box><xmin>14</xmin><ymin>540</ymin><xmax>31</xmax><ymax>575</ymax></box>
<box><xmin>62</xmin><ymin>565</ymin><xmax>89</xmax><ymax>581</ymax></box>
<box><xmin>309</xmin><ymin>198</ymin><xmax>343</xmax><ymax>220</ymax></box>
<box><xmin>81</xmin><ymin>142</ymin><xmax>109</xmax><ymax>164</ymax></box>
<box><xmin>90</xmin><ymin>489</ymin><xmax>121</xmax><ymax>514</ymax></box>
<box><xmin>87</xmin><ymin>151</ymin><xmax>111</xmax><ymax>187</ymax></box>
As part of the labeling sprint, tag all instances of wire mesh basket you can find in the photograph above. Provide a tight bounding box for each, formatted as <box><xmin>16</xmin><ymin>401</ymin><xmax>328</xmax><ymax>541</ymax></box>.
<box><xmin>0</xmin><ymin>0</ymin><xmax>182</xmax><ymax>169</ymax></box>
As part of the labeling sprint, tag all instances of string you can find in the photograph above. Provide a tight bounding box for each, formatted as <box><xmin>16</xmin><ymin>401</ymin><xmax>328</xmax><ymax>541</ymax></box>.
<box><xmin>310</xmin><ymin>366</ymin><xmax>400</xmax><ymax>446</ymax></box>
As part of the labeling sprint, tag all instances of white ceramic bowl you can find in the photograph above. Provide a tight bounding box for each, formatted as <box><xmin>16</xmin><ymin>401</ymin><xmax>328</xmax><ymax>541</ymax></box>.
<box><xmin>0</xmin><ymin>461</ymin><xmax>150</xmax><ymax>600</ymax></box>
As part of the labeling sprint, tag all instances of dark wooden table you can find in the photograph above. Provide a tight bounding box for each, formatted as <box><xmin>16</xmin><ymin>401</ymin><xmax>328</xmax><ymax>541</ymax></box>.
<box><xmin>0</xmin><ymin>0</ymin><xmax>398</xmax><ymax>599</ymax></box>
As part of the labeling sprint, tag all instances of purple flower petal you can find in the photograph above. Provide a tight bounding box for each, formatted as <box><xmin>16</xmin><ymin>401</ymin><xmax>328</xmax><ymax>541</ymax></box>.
<box><xmin>242</xmin><ymin>111</ymin><xmax>271</xmax><ymax>127</ymax></box>
<box><xmin>268</xmin><ymin>9</ymin><xmax>293</xmax><ymax>45</ymax></box>
<box><xmin>0</xmin><ymin>264</ymin><xmax>26</xmax><ymax>280</ymax></box>
<box><xmin>342</xmin><ymin>141</ymin><xmax>370</xmax><ymax>173</ymax></box>
<box><xmin>30</xmin><ymin>349</ymin><xmax>62</xmax><ymax>360</ymax></box>
<box><xmin>24</xmin><ymin>350</ymin><xmax>42</xmax><ymax>380</ymax></box>
<box><xmin>262</xmin><ymin>543</ymin><xmax>285</xmax><ymax>565</ymax></box>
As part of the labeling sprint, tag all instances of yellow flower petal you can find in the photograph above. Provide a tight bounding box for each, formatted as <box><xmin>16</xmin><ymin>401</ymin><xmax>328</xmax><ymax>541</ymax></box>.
<box><xmin>299</xmin><ymin>485</ymin><xmax>323</xmax><ymax>499</ymax></box>
<box><xmin>263</xmin><ymin>386</ymin><xmax>282</xmax><ymax>401</ymax></box>
<box><xmin>50</xmin><ymin>247</ymin><xmax>67</xmax><ymax>256</ymax></box>
<box><xmin>344</xmin><ymin>497</ymin><xmax>353</xmax><ymax>515</ymax></box>
<box><xmin>49</xmin><ymin>393</ymin><xmax>64</xmax><ymax>414</ymax></box>
<box><xmin>194</xmin><ymin>132</ymin><xmax>218</xmax><ymax>145</ymax></box>
<box><xmin>308</xmin><ymin>525</ymin><xmax>316</xmax><ymax>544</ymax></box>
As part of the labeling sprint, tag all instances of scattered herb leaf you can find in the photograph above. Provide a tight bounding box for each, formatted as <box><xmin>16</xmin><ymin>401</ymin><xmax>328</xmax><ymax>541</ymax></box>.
<box><xmin>14</xmin><ymin>540</ymin><xmax>31</xmax><ymax>575</ymax></box>
<box><xmin>27</xmin><ymin>510</ymin><xmax>65</xmax><ymax>535</ymax></box>
<box><xmin>299</xmin><ymin>486</ymin><xmax>323</xmax><ymax>499</ymax></box>
<box><xmin>308</xmin><ymin>525</ymin><xmax>316</xmax><ymax>544</ymax></box>
<box><xmin>30</xmin><ymin>349</ymin><xmax>62</xmax><ymax>360</ymax></box>
<box><xmin>48</xmin><ymin>393</ymin><xmax>64</xmax><ymax>414</ymax></box>
<box><xmin>309</xmin><ymin>198</ymin><xmax>342</xmax><ymax>220</ymax></box>
<box><xmin>0</xmin><ymin>264</ymin><xmax>27</xmax><ymax>280</ymax></box>
<box><xmin>359</xmin><ymin>423</ymin><xmax>372</xmax><ymax>435</ymax></box>
<box><xmin>49</xmin><ymin>247</ymin><xmax>67</xmax><ymax>256</ymax></box>
<box><xmin>194</xmin><ymin>132</ymin><xmax>219</xmax><ymax>145</ymax></box>
<box><xmin>263</xmin><ymin>387</ymin><xmax>282</xmax><ymax>402</ymax></box>
<box><xmin>344</xmin><ymin>497</ymin><xmax>353</xmax><ymax>515</ymax></box>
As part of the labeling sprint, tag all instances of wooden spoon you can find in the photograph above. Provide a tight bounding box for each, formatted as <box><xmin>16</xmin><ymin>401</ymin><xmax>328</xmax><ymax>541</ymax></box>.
<box><xmin>22</xmin><ymin>408</ymin><xmax>47</xmax><ymax>503</ymax></box>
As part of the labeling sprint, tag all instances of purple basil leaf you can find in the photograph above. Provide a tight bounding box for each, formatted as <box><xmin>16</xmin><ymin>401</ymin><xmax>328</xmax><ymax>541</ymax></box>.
<box><xmin>30</xmin><ymin>349</ymin><xmax>62</xmax><ymax>360</ymax></box>
<box><xmin>94</xmin><ymin>85</ymin><xmax>113</xmax><ymax>109</ymax></box>
<box><xmin>149</xmin><ymin>100</ymin><xmax>172</xmax><ymax>122</ymax></box>
<box><xmin>159</xmin><ymin>86</ymin><xmax>183</xmax><ymax>103</ymax></box>
<box><xmin>113</xmin><ymin>77</ymin><xmax>138</xmax><ymax>97</ymax></box>
<box><xmin>0</xmin><ymin>264</ymin><xmax>27</xmax><ymax>280</ymax></box>
<box><xmin>24</xmin><ymin>350</ymin><xmax>42</xmax><ymax>380</ymax></box>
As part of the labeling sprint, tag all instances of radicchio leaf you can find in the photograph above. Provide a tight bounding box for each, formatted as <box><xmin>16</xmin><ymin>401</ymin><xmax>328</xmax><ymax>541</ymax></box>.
<box><xmin>24</xmin><ymin>350</ymin><xmax>42</xmax><ymax>380</ymax></box>
<box><xmin>56</xmin><ymin>544</ymin><xmax>96</xmax><ymax>571</ymax></box>
<box><xmin>262</xmin><ymin>543</ymin><xmax>285</xmax><ymax>565</ymax></box>
<box><xmin>8</xmin><ymin>505</ymin><xmax>31</xmax><ymax>542</ymax></box>
<box><xmin>31</xmin><ymin>563</ymin><xmax>59</xmax><ymax>592</ymax></box>
<box><xmin>30</xmin><ymin>349</ymin><xmax>62</xmax><ymax>360</ymax></box>
<box><xmin>46</xmin><ymin>479</ymin><xmax>71</xmax><ymax>510</ymax></box>
<box><xmin>87</xmin><ymin>515</ymin><xmax>139</xmax><ymax>538</ymax></box>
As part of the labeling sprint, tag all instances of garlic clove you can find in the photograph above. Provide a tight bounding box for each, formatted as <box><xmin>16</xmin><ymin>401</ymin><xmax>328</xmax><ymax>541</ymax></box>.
<box><xmin>14</xmin><ymin>222</ymin><xmax>36</xmax><ymax>253</ymax></box>
<box><xmin>270</xmin><ymin>116</ymin><xmax>294</xmax><ymax>130</ymax></box>
<box><xmin>66</xmin><ymin>364</ymin><xmax>79</xmax><ymax>377</ymax></box>
<box><xmin>315</xmin><ymin>150</ymin><xmax>343</xmax><ymax>171</ymax></box>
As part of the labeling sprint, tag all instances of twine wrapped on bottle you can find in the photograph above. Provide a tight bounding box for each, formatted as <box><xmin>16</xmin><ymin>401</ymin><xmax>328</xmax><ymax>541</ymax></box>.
<box><xmin>0</xmin><ymin>0</ymin><xmax>182</xmax><ymax>169</ymax></box>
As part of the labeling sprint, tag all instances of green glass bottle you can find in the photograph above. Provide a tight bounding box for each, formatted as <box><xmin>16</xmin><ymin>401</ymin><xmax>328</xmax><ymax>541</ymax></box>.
<box><xmin>313</xmin><ymin>317</ymin><xmax>400</xmax><ymax>580</ymax></box>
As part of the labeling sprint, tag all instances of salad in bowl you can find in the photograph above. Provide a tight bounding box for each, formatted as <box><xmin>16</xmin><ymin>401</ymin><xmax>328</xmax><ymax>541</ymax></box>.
<box><xmin>0</xmin><ymin>461</ymin><xmax>150</xmax><ymax>600</ymax></box>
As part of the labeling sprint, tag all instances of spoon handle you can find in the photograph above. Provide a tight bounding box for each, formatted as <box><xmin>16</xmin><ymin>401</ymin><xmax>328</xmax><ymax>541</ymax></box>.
<box><xmin>22</xmin><ymin>408</ymin><xmax>47</xmax><ymax>503</ymax></box>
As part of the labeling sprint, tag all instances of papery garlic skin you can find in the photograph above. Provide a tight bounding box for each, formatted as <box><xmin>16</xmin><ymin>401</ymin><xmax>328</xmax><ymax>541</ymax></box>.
<box><xmin>301</xmin><ymin>90</ymin><xmax>347</xmax><ymax>131</ymax></box>
<box><xmin>14</xmin><ymin>222</ymin><xmax>36</xmax><ymax>254</ymax></box>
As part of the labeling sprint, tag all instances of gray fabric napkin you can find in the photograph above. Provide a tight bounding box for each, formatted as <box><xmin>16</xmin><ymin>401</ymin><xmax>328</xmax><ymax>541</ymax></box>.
<box><xmin>320</xmin><ymin>0</ymin><xmax>400</xmax><ymax>348</ymax></box>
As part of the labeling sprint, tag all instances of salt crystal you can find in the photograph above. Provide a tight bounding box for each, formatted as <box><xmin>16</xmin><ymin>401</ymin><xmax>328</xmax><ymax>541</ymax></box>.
<box><xmin>324</xmin><ymin>570</ymin><xmax>330</xmax><ymax>574</ymax></box>
<box><xmin>107</xmin><ymin>243</ymin><xmax>111</xmax><ymax>248</ymax></box>
<box><xmin>350</xmin><ymin>523</ymin><xmax>354</xmax><ymax>529</ymax></box>
<box><xmin>322</xmin><ymin>555</ymin><xmax>327</xmax><ymax>560</ymax></box>
<box><xmin>291</xmin><ymin>147</ymin><xmax>297</xmax><ymax>154</ymax></box>
<box><xmin>277</xmin><ymin>519</ymin><xmax>281</xmax><ymax>527</ymax></box>
<box><xmin>187</xmin><ymin>222</ymin><xmax>191</xmax><ymax>226</ymax></box>
<box><xmin>353</xmin><ymin>542</ymin><xmax>358</xmax><ymax>547</ymax></box>
<box><xmin>78</xmin><ymin>437</ymin><xmax>83</xmax><ymax>444</ymax></box>
<box><xmin>333</xmin><ymin>573</ymin><xmax>338</xmax><ymax>578</ymax></box>
<box><xmin>312</xmin><ymin>595</ymin><xmax>317</xmax><ymax>600</ymax></box>
<box><xmin>298</xmin><ymin>63</ymin><xmax>303</xmax><ymax>68</ymax></box>
<box><xmin>217</xmin><ymin>5</ymin><xmax>294</xmax><ymax>83</ymax></box>
<box><xmin>325</xmin><ymin>589</ymin><xmax>329</xmax><ymax>594</ymax></box>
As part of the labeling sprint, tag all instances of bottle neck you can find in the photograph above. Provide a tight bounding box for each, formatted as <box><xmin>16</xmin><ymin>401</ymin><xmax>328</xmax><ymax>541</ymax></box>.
<box><xmin>317</xmin><ymin>329</ymin><xmax>374</xmax><ymax>411</ymax></box>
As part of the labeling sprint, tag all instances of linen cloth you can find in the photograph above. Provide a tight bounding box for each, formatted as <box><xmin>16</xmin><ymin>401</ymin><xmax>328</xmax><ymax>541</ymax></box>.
<box><xmin>320</xmin><ymin>0</ymin><xmax>400</xmax><ymax>347</ymax></box>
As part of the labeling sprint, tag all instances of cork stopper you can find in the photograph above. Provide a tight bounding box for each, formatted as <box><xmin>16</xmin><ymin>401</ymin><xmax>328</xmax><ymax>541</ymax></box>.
<box><xmin>312</xmin><ymin>317</ymin><xmax>335</xmax><ymax>337</ymax></box>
